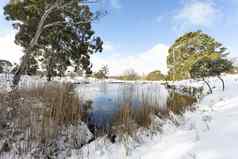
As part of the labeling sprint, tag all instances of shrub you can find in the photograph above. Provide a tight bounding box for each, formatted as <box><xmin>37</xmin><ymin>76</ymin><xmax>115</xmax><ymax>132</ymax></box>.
<box><xmin>146</xmin><ymin>70</ymin><xmax>165</xmax><ymax>81</ymax></box>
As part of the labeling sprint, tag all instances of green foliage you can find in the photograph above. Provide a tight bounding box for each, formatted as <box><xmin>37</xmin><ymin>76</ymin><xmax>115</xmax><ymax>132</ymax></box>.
<box><xmin>146</xmin><ymin>70</ymin><xmax>165</xmax><ymax>81</ymax></box>
<box><xmin>190</xmin><ymin>58</ymin><xmax>233</xmax><ymax>79</ymax></box>
<box><xmin>0</xmin><ymin>60</ymin><xmax>12</xmax><ymax>73</ymax></box>
<box><xmin>4</xmin><ymin>0</ymin><xmax>103</xmax><ymax>80</ymax></box>
<box><xmin>230</xmin><ymin>66</ymin><xmax>238</xmax><ymax>74</ymax></box>
<box><xmin>25</xmin><ymin>55</ymin><xmax>38</xmax><ymax>75</ymax></box>
<box><xmin>167</xmin><ymin>31</ymin><xmax>228</xmax><ymax>80</ymax></box>
<box><xmin>210</xmin><ymin>59</ymin><xmax>233</xmax><ymax>76</ymax></box>
<box><xmin>190</xmin><ymin>57</ymin><xmax>233</xmax><ymax>92</ymax></box>
<box><xmin>190</xmin><ymin>57</ymin><xmax>212</xmax><ymax>79</ymax></box>
<box><xmin>94</xmin><ymin>65</ymin><xmax>109</xmax><ymax>79</ymax></box>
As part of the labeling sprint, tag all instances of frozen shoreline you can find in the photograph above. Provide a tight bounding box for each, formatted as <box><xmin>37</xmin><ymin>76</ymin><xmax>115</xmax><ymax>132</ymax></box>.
<box><xmin>1</xmin><ymin>74</ymin><xmax>238</xmax><ymax>159</ymax></box>
<box><xmin>69</xmin><ymin>74</ymin><xmax>238</xmax><ymax>159</ymax></box>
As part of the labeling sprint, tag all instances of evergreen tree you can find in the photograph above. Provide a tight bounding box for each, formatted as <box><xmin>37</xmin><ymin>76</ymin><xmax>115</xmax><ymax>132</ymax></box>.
<box><xmin>167</xmin><ymin>31</ymin><xmax>228</xmax><ymax>80</ymax></box>
<box><xmin>4</xmin><ymin>0</ymin><xmax>103</xmax><ymax>85</ymax></box>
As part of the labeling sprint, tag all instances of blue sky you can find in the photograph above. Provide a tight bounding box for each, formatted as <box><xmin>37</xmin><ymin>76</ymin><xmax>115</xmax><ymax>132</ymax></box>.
<box><xmin>0</xmin><ymin>0</ymin><xmax>238</xmax><ymax>75</ymax></box>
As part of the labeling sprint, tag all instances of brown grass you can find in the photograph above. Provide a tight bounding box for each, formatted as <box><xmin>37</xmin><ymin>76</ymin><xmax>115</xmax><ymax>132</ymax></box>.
<box><xmin>111</xmin><ymin>104</ymin><xmax>155</xmax><ymax>135</ymax></box>
<box><xmin>167</xmin><ymin>92</ymin><xmax>197</xmax><ymax>114</ymax></box>
<box><xmin>111</xmin><ymin>104</ymin><xmax>135</xmax><ymax>135</ymax></box>
<box><xmin>12</xmin><ymin>83</ymin><xmax>84</xmax><ymax>130</ymax></box>
<box><xmin>0</xmin><ymin>82</ymin><xmax>89</xmax><ymax>156</ymax></box>
<box><xmin>110</xmin><ymin>92</ymin><xmax>197</xmax><ymax>136</ymax></box>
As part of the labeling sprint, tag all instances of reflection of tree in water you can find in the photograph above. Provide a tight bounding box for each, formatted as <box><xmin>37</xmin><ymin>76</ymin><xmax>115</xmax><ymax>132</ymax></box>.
<box><xmin>78</xmin><ymin>83</ymin><xmax>198</xmax><ymax>137</ymax></box>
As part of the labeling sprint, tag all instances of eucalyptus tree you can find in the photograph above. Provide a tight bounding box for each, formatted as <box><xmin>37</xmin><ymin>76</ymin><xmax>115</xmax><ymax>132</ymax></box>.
<box><xmin>167</xmin><ymin>31</ymin><xmax>229</xmax><ymax>80</ymax></box>
<box><xmin>4</xmin><ymin>0</ymin><xmax>104</xmax><ymax>86</ymax></box>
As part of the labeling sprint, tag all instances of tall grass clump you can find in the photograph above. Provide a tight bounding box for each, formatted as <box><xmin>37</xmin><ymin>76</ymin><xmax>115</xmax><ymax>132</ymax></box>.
<box><xmin>111</xmin><ymin>104</ymin><xmax>156</xmax><ymax>136</ymax></box>
<box><xmin>167</xmin><ymin>92</ymin><xmax>197</xmax><ymax>115</ymax></box>
<box><xmin>0</xmin><ymin>82</ymin><xmax>92</xmax><ymax>158</ymax></box>
<box><xmin>110</xmin><ymin>91</ymin><xmax>197</xmax><ymax>137</ymax></box>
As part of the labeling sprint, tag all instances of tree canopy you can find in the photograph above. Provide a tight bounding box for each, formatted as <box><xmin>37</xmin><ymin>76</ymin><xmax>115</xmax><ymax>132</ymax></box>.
<box><xmin>190</xmin><ymin>57</ymin><xmax>233</xmax><ymax>93</ymax></box>
<box><xmin>167</xmin><ymin>31</ymin><xmax>228</xmax><ymax>80</ymax></box>
<box><xmin>146</xmin><ymin>70</ymin><xmax>165</xmax><ymax>81</ymax></box>
<box><xmin>4</xmin><ymin>0</ymin><xmax>103</xmax><ymax>83</ymax></box>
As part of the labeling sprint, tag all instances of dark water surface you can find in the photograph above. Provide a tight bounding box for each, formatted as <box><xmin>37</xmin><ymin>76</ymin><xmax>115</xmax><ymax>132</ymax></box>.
<box><xmin>75</xmin><ymin>82</ymin><xmax>196</xmax><ymax>129</ymax></box>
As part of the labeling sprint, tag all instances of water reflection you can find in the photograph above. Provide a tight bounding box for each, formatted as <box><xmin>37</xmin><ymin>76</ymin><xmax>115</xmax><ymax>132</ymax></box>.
<box><xmin>76</xmin><ymin>82</ymin><xmax>196</xmax><ymax>130</ymax></box>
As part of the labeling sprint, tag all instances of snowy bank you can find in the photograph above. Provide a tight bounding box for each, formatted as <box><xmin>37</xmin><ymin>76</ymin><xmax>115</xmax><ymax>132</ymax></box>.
<box><xmin>68</xmin><ymin>74</ymin><xmax>238</xmax><ymax>159</ymax></box>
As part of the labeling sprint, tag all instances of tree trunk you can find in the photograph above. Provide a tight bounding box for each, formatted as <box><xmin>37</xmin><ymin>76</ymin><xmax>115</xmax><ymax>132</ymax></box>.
<box><xmin>203</xmin><ymin>78</ymin><xmax>212</xmax><ymax>94</ymax></box>
<box><xmin>47</xmin><ymin>74</ymin><xmax>52</xmax><ymax>81</ymax></box>
<box><xmin>217</xmin><ymin>76</ymin><xmax>225</xmax><ymax>91</ymax></box>
<box><xmin>12</xmin><ymin>53</ymin><xmax>30</xmax><ymax>88</ymax></box>
<box><xmin>11</xmin><ymin>0</ymin><xmax>98</xmax><ymax>88</ymax></box>
<box><xmin>12</xmin><ymin>3</ymin><xmax>58</xmax><ymax>88</ymax></box>
<box><xmin>46</xmin><ymin>54</ymin><xmax>54</xmax><ymax>82</ymax></box>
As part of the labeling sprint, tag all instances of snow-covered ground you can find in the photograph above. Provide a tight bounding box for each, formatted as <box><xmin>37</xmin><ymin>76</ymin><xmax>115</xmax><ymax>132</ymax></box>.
<box><xmin>1</xmin><ymin>73</ymin><xmax>238</xmax><ymax>159</ymax></box>
<box><xmin>129</xmin><ymin>75</ymin><xmax>238</xmax><ymax>159</ymax></box>
<box><xmin>68</xmin><ymin>74</ymin><xmax>238</xmax><ymax>159</ymax></box>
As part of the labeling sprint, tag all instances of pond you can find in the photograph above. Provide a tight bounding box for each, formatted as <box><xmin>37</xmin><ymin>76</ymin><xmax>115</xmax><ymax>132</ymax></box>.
<box><xmin>75</xmin><ymin>82</ymin><xmax>197</xmax><ymax>134</ymax></box>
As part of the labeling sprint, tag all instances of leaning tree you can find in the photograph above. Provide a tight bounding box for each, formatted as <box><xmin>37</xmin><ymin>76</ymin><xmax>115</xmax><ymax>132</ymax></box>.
<box><xmin>4</xmin><ymin>0</ymin><xmax>104</xmax><ymax>86</ymax></box>
<box><xmin>190</xmin><ymin>57</ymin><xmax>214</xmax><ymax>94</ymax></box>
<box><xmin>210</xmin><ymin>59</ymin><xmax>233</xmax><ymax>91</ymax></box>
<box><xmin>190</xmin><ymin>57</ymin><xmax>233</xmax><ymax>93</ymax></box>
<box><xmin>167</xmin><ymin>31</ymin><xmax>229</xmax><ymax>80</ymax></box>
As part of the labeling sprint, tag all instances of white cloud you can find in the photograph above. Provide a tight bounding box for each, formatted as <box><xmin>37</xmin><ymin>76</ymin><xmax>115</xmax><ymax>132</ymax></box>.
<box><xmin>92</xmin><ymin>43</ymin><xmax>169</xmax><ymax>76</ymax></box>
<box><xmin>103</xmin><ymin>41</ymin><xmax>114</xmax><ymax>52</ymax></box>
<box><xmin>0</xmin><ymin>31</ymin><xmax>23</xmax><ymax>64</ymax></box>
<box><xmin>174</xmin><ymin>0</ymin><xmax>222</xmax><ymax>30</ymax></box>
<box><xmin>110</xmin><ymin>0</ymin><xmax>122</xmax><ymax>9</ymax></box>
